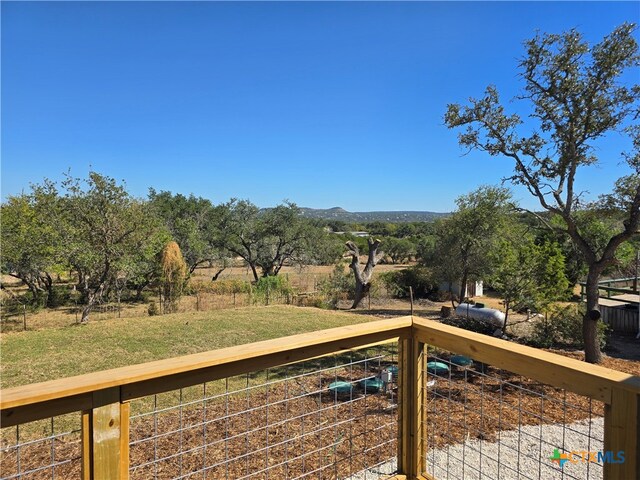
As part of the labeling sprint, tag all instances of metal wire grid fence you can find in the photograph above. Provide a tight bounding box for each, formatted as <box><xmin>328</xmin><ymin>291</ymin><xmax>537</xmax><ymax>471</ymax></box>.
<box><xmin>422</xmin><ymin>350</ymin><xmax>604</xmax><ymax>480</ymax></box>
<box><xmin>128</xmin><ymin>344</ymin><xmax>399</xmax><ymax>479</ymax></box>
<box><xmin>0</xmin><ymin>415</ymin><xmax>82</xmax><ymax>479</ymax></box>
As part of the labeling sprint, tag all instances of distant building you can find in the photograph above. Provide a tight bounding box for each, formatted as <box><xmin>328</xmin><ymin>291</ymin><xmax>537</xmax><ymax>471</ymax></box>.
<box><xmin>331</xmin><ymin>231</ymin><xmax>370</xmax><ymax>237</ymax></box>
<box><xmin>439</xmin><ymin>280</ymin><xmax>483</xmax><ymax>298</ymax></box>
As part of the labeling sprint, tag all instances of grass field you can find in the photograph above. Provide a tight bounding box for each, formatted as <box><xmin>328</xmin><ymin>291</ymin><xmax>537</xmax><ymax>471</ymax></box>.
<box><xmin>0</xmin><ymin>305</ymin><xmax>382</xmax><ymax>389</ymax></box>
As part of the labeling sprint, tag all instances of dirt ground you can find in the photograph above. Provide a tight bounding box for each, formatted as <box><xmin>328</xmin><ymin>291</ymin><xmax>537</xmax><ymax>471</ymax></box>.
<box><xmin>605</xmin><ymin>333</ymin><xmax>640</xmax><ymax>361</ymax></box>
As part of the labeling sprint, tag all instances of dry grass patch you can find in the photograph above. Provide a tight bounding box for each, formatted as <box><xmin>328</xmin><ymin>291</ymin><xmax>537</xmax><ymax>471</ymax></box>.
<box><xmin>0</xmin><ymin>306</ymin><xmax>381</xmax><ymax>388</ymax></box>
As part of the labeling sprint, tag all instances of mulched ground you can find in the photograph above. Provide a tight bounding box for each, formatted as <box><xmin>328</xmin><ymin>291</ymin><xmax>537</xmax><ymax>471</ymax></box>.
<box><xmin>425</xmin><ymin>360</ymin><xmax>603</xmax><ymax>450</ymax></box>
<box><xmin>1</xmin><ymin>362</ymin><xmax>398</xmax><ymax>480</ymax></box>
<box><xmin>1</xmin><ymin>351</ymin><xmax>637</xmax><ymax>479</ymax></box>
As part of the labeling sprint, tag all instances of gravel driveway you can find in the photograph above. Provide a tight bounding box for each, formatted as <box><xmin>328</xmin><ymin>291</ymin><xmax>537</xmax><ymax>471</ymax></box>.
<box><xmin>349</xmin><ymin>417</ymin><xmax>604</xmax><ymax>480</ymax></box>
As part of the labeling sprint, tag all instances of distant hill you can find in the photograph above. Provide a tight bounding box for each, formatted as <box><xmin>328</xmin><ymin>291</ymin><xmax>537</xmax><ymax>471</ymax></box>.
<box><xmin>299</xmin><ymin>207</ymin><xmax>448</xmax><ymax>223</ymax></box>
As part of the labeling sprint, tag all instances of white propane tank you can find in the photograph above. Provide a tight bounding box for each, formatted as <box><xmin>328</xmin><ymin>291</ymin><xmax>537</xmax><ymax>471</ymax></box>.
<box><xmin>455</xmin><ymin>302</ymin><xmax>506</xmax><ymax>328</ymax></box>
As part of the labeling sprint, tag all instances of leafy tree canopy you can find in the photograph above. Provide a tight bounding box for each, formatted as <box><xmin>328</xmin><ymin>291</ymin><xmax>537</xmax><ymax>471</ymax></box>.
<box><xmin>444</xmin><ymin>23</ymin><xmax>639</xmax><ymax>363</ymax></box>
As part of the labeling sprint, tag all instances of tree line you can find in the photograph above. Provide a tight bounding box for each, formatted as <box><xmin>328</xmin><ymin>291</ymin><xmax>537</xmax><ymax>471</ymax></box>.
<box><xmin>2</xmin><ymin>173</ymin><xmax>637</xmax><ymax>329</ymax></box>
<box><xmin>1</xmin><ymin>173</ymin><xmax>344</xmax><ymax>322</ymax></box>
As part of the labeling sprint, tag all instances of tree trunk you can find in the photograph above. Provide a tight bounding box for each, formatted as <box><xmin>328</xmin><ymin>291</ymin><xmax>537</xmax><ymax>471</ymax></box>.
<box><xmin>78</xmin><ymin>277</ymin><xmax>105</xmax><ymax>324</ymax></box>
<box><xmin>25</xmin><ymin>280</ymin><xmax>41</xmax><ymax>304</ymax></box>
<box><xmin>211</xmin><ymin>267</ymin><xmax>226</xmax><ymax>281</ymax></box>
<box><xmin>503</xmin><ymin>300</ymin><xmax>510</xmax><ymax>332</ymax></box>
<box><xmin>261</xmin><ymin>265</ymin><xmax>275</xmax><ymax>278</ymax></box>
<box><xmin>249</xmin><ymin>263</ymin><xmax>259</xmax><ymax>283</ymax></box>
<box><xmin>352</xmin><ymin>282</ymin><xmax>370</xmax><ymax>310</ymax></box>
<box><xmin>459</xmin><ymin>270</ymin><xmax>469</xmax><ymax>303</ymax></box>
<box><xmin>135</xmin><ymin>284</ymin><xmax>146</xmax><ymax>301</ymax></box>
<box><xmin>39</xmin><ymin>273</ymin><xmax>54</xmax><ymax>307</ymax></box>
<box><xmin>80</xmin><ymin>293</ymin><xmax>96</xmax><ymax>324</ymax></box>
<box><xmin>449</xmin><ymin>283</ymin><xmax>456</xmax><ymax>309</ymax></box>
<box><xmin>347</xmin><ymin>238</ymin><xmax>381</xmax><ymax>309</ymax></box>
<box><xmin>583</xmin><ymin>266</ymin><xmax>604</xmax><ymax>364</ymax></box>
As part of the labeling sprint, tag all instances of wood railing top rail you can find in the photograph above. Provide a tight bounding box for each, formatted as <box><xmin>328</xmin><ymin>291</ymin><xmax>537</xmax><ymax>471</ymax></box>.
<box><xmin>3</xmin><ymin>314</ymin><xmax>640</xmax><ymax>427</ymax></box>
<box><xmin>580</xmin><ymin>283</ymin><xmax>638</xmax><ymax>295</ymax></box>
<box><xmin>1</xmin><ymin>317</ymin><xmax>412</xmax><ymax>426</ymax></box>
<box><xmin>413</xmin><ymin>317</ymin><xmax>640</xmax><ymax>404</ymax></box>
<box><xmin>585</xmin><ymin>276</ymin><xmax>638</xmax><ymax>285</ymax></box>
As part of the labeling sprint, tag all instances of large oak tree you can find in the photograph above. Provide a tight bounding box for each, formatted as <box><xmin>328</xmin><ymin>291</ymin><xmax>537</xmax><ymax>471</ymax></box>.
<box><xmin>61</xmin><ymin>173</ymin><xmax>164</xmax><ymax>322</ymax></box>
<box><xmin>217</xmin><ymin>200</ymin><xmax>336</xmax><ymax>282</ymax></box>
<box><xmin>444</xmin><ymin>24</ymin><xmax>640</xmax><ymax>363</ymax></box>
<box><xmin>424</xmin><ymin>186</ymin><xmax>514</xmax><ymax>305</ymax></box>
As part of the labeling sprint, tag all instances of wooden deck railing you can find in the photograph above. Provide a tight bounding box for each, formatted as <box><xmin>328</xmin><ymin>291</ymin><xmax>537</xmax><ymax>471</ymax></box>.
<box><xmin>1</xmin><ymin>315</ymin><xmax>639</xmax><ymax>480</ymax></box>
<box><xmin>579</xmin><ymin>276</ymin><xmax>639</xmax><ymax>302</ymax></box>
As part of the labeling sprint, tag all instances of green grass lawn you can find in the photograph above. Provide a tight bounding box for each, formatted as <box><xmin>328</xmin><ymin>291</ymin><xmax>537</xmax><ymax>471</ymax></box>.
<box><xmin>1</xmin><ymin>305</ymin><xmax>379</xmax><ymax>389</ymax></box>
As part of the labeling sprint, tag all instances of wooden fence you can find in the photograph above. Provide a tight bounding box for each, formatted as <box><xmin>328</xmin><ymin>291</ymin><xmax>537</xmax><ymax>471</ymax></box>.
<box><xmin>580</xmin><ymin>278</ymin><xmax>639</xmax><ymax>334</ymax></box>
<box><xmin>1</xmin><ymin>316</ymin><xmax>639</xmax><ymax>480</ymax></box>
<box><xmin>601</xmin><ymin>304</ymin><xmax>639</xmax><ymax>334</ymax></box>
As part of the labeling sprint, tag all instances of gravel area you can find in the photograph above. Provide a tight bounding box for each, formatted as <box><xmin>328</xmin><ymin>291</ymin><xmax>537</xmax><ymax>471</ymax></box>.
<box><xmin>349</xmin><ymin>418</ymin><xmax>604</xmax><ymax>480</ymax></box>
<box><xmin>346</xmin><ymin>458</ymin><xmax>398</xmax><ymax>480</ymax></box>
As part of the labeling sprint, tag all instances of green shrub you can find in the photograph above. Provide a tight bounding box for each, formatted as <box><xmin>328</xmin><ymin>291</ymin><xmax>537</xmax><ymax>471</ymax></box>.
<box><xmin>302</xmin><ymin>295</ymin><xmax>330</xmax><ymax>309</ymax></box>
<box><xmin>253</xmin><ymin>275</ymin><xmax>295</xmax><ymax>304</ymax></box>
<box><xmin>379</xmin><ymin>266</ymin><xmax>436</xmax><ymax>299</ymax></box>
<box><xmin>318</xmin><ymin>264</ymin><xmax>354</xmax><ymax>308</ymax></box>
<box><xmin>528</xmin><ymin>304</ymin><xmax>608</xmax><ymax>349</ymax></box>
<box><xmin>186</xmin><ymin>278</ymin><xmax>251</xmax><ymax>295</ymax></box>
<box><xmin>442</xmin><ymin>315</ymin><xmax>496</xmax><ymax>336</ymax></box>
<box><xmin>428</xmin><ymin>289</ymin><xmax>455</xmax><ymax>302</ymax></box>
<box><xmin>47</xmin><ymin>285</ymin><xmax>74</xmax><ymax>308</ymax></box>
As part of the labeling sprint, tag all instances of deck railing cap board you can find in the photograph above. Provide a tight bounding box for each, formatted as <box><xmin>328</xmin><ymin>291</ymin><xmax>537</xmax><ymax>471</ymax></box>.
<box><xmin>0</xmin><ymin>316</ymin><xmax>412</xmax><ymax>411</ymax></box>
<box><xmin>412</xmin><ymin>317</ymin><xmax>640</xmax><ymax>403</ymax></box>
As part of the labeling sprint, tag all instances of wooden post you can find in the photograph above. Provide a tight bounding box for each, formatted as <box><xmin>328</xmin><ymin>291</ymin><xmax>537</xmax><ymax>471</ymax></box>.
<box><xmin>409</xmin><ymin>287</ymin><xmax>414</xmax><ymax>316</ymax></box>
<box><xmin>81</xmin><ymin>387</ymin><xmax>129</xmax><ymax>480</ymax></box>
<box><xmin>82</xmin><ymin>411</ymin><xmax>91</xmax><ymax>480</ymax></box>
<box><xmin>604</xmin><ymin>387</ymin><xmax>639</xmax><ymax>479</ymax></box>
<box><xmin>633</xmin><ymin>251</ymin><xmax>639</xmax><ymax>293</ymax></box>
<box><xmin>397</xmin><ymin>337</ymin><xmax>425</xmax><ymax>478</ymax></box>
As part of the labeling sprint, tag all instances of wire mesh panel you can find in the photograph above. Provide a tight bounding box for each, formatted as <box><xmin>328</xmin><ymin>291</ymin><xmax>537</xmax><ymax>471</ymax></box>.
<box><xmin>128</xmin><ymin>343</ymin><xmax>399</xmax><ymax>479</ymax></box>
<box><xmin>0</xmin><ymin>414</ymin><xmax>82</xmax><ymax>479</ymax></box>
<box><xmin>422</xmin><ymin>348</ymin><xmax>605</xmax><ymax>480</ymax></box>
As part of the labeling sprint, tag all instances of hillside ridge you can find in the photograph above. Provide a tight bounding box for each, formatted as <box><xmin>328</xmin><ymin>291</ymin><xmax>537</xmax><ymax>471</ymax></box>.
<box><xmin>298</xmin><ymin>207</ymin><xmax>448</xmax><ymax>223</ymax></box>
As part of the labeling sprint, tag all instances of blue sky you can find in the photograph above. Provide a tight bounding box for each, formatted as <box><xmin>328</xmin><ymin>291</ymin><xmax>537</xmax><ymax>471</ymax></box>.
<box><xmin>2</xmin><ymin>1</ymin><xmax>638</xmax><ymax>212</ymax></box>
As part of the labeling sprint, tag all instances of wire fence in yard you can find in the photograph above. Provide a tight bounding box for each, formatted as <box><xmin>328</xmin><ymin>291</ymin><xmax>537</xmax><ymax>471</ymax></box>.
<box><xmin>0</xmin><ymin>345</ymin><xmax>400</xmax><ymax>480</ymax></box>
<box><xmin>0</xmin><ymin>414</ymin><xmax>82</xmax><ymax>479</ymax></box>
<box><xmin>127</xmin><ymin>344</ymin><xmax>399</xmax><ymax>480</ymax></box>
<box><xmin>422</xmin><ymin>348</ymin><xmax>605</xmax><ymax>480</ymax></box>
<box><xmin>0</xmin><ymin>291</ymin><xmax>320</xmax><ymax>332</ymax></box>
